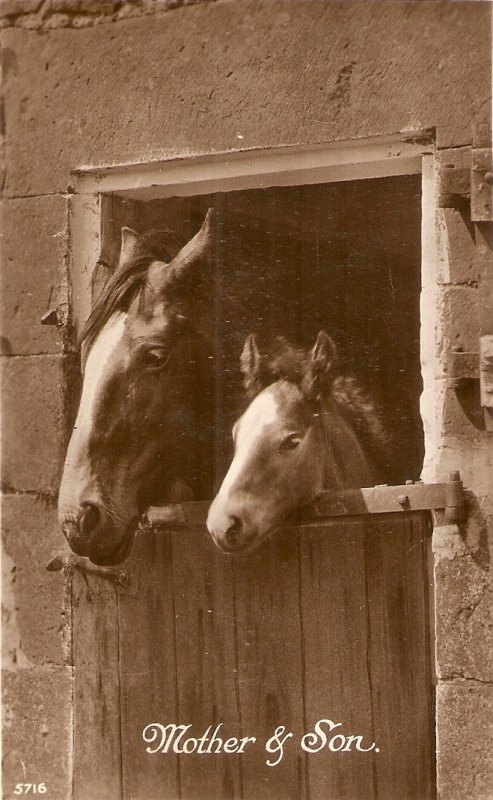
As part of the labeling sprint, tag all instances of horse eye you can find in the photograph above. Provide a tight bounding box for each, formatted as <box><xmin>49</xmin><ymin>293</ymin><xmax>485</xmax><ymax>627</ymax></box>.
<box><xmin>144</xmin><ymin>348</ymin><xmax>169</xmax><ymax>369</ymax></box>
<box><xmin>280</xmin><ymin>434</ymin><xmax>301</xmax><ymax>451</ymax></box>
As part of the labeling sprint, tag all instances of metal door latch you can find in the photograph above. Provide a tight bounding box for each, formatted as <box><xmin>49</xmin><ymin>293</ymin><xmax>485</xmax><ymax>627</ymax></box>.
<box><xmin>46</xmin><ymin>552</ymin><xmax>130</xmax><ymax>587</ymax></box>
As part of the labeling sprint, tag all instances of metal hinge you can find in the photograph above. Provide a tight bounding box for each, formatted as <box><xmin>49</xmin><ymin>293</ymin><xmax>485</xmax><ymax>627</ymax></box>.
<box><xmin>301</xmin><ymin>472</ymin><xmax>466</xmax><ymax>524</ymax></box>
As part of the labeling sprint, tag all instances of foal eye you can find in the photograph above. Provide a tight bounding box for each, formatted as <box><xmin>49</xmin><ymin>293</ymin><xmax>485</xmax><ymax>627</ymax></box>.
<box><xmin>279</xmin><ymin>433</ymin><xmax>302</xmax><ymax>451</ymax></box>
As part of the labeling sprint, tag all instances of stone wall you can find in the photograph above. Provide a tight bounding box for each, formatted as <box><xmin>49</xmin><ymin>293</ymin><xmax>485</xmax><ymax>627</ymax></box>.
<box><xmin>0</xmin><ymin>0</ymin><xmax>215</xmax><ymax>29</ymax></box>
<box><xmin>1</xmin><ymin>2</ymin><xmax>491</xmax><ymax>798</ymax></box>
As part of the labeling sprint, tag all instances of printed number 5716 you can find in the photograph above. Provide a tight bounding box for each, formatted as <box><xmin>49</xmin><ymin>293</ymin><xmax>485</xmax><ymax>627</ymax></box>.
<box><xmin>14</xmin><ymin>785</ymin><xmax>47</xmax><ymax>795</ymax></box>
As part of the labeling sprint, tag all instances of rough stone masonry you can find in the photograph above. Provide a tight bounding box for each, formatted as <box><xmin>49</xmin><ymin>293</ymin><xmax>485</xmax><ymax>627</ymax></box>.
<box><xmin>1</xmin><ymin>2</ymin><xmax>492</xmax><ymax>798</ymax></box>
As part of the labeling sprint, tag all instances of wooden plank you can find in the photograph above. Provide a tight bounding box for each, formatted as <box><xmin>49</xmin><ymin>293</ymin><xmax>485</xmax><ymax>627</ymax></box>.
<box><xmin>299</xmin><ymin>519</ymin><xmax>377</xmax><ymax>800</ymax></box>
<box><xmin>72</xmin><ymin>571</ymin><xmax>122</xmax><ymax>800</ymax></box>
<box><xmin>232</xmin><ymin>526</ymin><xmax>307</xmax><ymax>800</ymax></box>
<box><xmin>363</xmin><ymin>512</ymin><xmax>435</xmax><ymax>799</ymax></box>
<box><xmin>170</xmin><ymin>526</ymin><xmax>243</xmax><ymax>800</ymax></box>
<box><xmin>299</xmin><ymin>513</ymin><xmax>435</xmax><ymax>800</ymax></box>
<box><xmin>117</xmin><ymin>530</ymin><xmax>181</xmax><ymax>800</ymax></box>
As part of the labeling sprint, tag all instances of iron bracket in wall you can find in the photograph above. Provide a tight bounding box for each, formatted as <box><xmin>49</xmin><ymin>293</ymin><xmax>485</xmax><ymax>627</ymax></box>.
<box><xmin>471</xmin><ymin>147</ymin><xmax>493</xmax><ymax>222</ymax></box>
<box><xmin>437</xmin><ymin>142</ymin><xmax>493</xmax><ymax>219</ymax></box>
<box><xmin>446</xmin><ymin>347</ymin><xmax>479</xmax><ymax>390</ymax></box>
<box><xmin>438</xmin><ymin>159</ymin><xmax>470</xmax><ymax>209</ymax></box>
<box><xmin>447</xmin><ymin>339</ymin><xmax>493</xmax><ymax>428</ymax></box>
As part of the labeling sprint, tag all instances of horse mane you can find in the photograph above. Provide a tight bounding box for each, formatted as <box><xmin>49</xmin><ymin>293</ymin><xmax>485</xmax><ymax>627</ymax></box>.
<box><xmin>264</xmin><ymin>337</ymin><xmax>390</xmax><ymax>460</ymax></box>
<box><xmin>80</xmin><ymin>228</ymin><xmax>187</xmax><ymax>349</ymax></box>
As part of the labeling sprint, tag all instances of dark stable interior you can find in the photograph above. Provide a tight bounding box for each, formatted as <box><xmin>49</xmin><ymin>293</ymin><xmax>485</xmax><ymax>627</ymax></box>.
<box><xmin>102</xmin><ymin>175</ymin><xmax>423</xmax><ymax>496</ymax></box>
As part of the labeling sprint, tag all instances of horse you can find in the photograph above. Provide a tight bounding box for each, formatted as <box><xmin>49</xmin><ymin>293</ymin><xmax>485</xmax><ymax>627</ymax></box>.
<box><xmin>58</xmin><ymin>210</ymin><xmax>216</xmax><ymax>566</ymax></box>
<box><xmin>207</xmin><ymin>330</ymin><xmax>389</xmax><ymax>554</ymax></box>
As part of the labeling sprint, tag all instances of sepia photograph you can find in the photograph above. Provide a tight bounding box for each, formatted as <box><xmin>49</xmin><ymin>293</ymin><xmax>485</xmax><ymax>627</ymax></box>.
<box><xmin>1</xmin><ymin>1</ymin><xmax>492</xmax><ymax>799</ymax></box>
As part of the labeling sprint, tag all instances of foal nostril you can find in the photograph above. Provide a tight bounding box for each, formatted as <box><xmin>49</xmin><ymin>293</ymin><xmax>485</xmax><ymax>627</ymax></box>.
<box><xmin>225</xmin><ymin>516</ymin><xmax>242</xmax><ymax>542</ymax></box>
<box><xmin>80</xmin><ymin>503</ymin><xmax>102</xmax><ymax>536</ymax></box>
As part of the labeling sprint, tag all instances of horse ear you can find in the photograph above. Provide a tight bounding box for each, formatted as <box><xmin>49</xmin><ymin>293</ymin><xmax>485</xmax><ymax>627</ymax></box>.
<box><xmin>118</xmin><ymin>227</ymin><xmax>140</xmax><ymax>270</ymax></box>
<box><xmin>161</xmin><ymin>208</ymin><xmax>214</xmax><ymax>296</ymax></box>
<box><xmin>302</xmin><ymin>330</ymin><xmax>338</xmax><ymax>400</ymax></box>
<box><xmin>241</xmin><ymin>334</ymin><xmax>267</xmax><ymax>399</ymax></box>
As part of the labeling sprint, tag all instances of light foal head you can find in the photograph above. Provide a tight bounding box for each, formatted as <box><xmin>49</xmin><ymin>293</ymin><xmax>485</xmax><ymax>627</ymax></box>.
<box><xmin>207</xmin><ymin>332</ymin><xmax>379</xmax><ymax>555</ymax></box>
<box><xmin>58</xmin><ymin>210</ymin><xmax>214</xmax><ymax>565</ymax></box>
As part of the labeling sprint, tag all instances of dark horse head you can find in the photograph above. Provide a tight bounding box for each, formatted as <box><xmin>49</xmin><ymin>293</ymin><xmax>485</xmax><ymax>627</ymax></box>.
<box><xmin>58</xmin><ymin>210</ymin><xmax>214</xmax><ymax>565</ymax></box>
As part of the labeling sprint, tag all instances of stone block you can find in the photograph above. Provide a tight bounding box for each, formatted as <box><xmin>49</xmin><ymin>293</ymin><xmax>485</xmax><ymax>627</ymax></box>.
<box><xmin>2</xmin><ymin>666</ymin><xmax>73</xmax><ymax>800</ymax></box>
<box><xmin>436</xmin><ymin>146</ymin><xmax>471</xmax><ymax>200</ymax></box>
<box><xmin>0</xmin><ymin>0</ymin><xmax>211</xmax><ymax>29</ymax></box>
<box><xmin>437</xmin><ymin>440</ymin><xmax>493</xmax><ymax>502</ymax></box>
<box><xmin>0</xmin><ymin>354</ymin><xmax>79</xmax><ymax>494</ymax></box>
<box><xmin>436</xmin><ymin>683</ymin><xmax>493</xmax><ymax>800</ymax></box>
<box><xmin>2</xmin><ymin>494</ymin><xmax>69</xmax><ymax>668</ymax></box>
<box><xmin>2</xmin><ymin>2</ymin><xmax>491</xmax><ymax>196</ymax></box>
<box><xmin>437</xmin><ymin>285</ymin><xmax>480</xmax><ymax>367</ymax></box>
<box><xmin>0</xmin><ymin>0</ymin><xmax>42</xmax><ymax>18</ymax></box>
<box><xmin>0</xmin><ymin>196</ymin><xmax>73</xmax><ymax>356</ymax></box>
<box><xmin>434</xmin><ymin>527</ymin><xmax>492</xmax><ymax>682</ymax></box>
<box><xmin>441</xmin><ymin>381</ymin><xmax>484</xmax><ymax>441</ymax></box>
<box><xmin>437</xmin><ymin>207</ymin><xmax>477</xmax><ymax>286</ymax></box>
<box><xmin>420</xmin><ymin>286</ymin><xmax>439</xmax><ymax>378</ymax></box>
<box><xmin>47</xmin><ymin>0</ymin><xmax>118</xmax><ymax>11</ymax></box>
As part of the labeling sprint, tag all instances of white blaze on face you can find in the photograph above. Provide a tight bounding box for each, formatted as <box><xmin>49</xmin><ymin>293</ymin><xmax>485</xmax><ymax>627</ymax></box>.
<box><xmin>58</xmin><ymin>312</ymin><xmax>127</xmax><ymax>516</ymax></box>
<box><xmin>215</xmin><ymin>387</ymin><xmax>280</xmax><ymax>502</ymax></box>
<box><xmin>75</xmin><ymin>313</ymin><xmax>127</xmax><ymax>439</ymax></box>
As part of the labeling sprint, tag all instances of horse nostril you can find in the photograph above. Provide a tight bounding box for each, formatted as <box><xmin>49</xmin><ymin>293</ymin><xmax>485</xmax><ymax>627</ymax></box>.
<box><xmin>80</xmin><ymin>503</ymin><xmax>101</xmax><ymax>537</ymax></box>
<box><xmin>225</xmin><ymin>516</ymin><xmax>242</xmax><ymax>542</ymax></box>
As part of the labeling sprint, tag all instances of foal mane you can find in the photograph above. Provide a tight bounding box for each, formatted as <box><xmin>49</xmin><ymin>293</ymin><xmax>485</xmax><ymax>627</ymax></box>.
<box><xmin>80</xmin><ymin>228</ymin><xmax>186</xmax><ymax>349</ymax></box>
<box><xmin>265</xmin><ymin>338</ymin><xmax>390</xmax><ymax>460</ymax></box>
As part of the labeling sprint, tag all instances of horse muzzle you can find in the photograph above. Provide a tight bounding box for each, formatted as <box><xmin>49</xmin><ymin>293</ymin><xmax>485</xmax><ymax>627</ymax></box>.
<box><xmin>60</xmin><ymin>503</ymin><xmax>135</xmax><ymax>566</ymax></box>
<box><xmin>206</xmin><ymin>506</ymin><xmax>259</xmax><ymax>555</ymax></box>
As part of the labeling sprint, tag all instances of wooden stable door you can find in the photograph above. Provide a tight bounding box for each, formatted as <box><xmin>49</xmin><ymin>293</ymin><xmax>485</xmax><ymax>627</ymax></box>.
<box><xmin>72</xmin><ymin>511</ymin><xmax>435</xmax><ymax>800</ymax></box>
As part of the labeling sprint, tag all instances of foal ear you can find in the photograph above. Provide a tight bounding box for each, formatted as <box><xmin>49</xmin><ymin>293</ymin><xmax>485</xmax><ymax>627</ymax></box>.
<box><xmin>302</xmin><ymin>330</ymin><xmax>338</xmax><ymax>400</ymax></box>
<box><xmin>241</xmin><ymin>334</ymin><xmax>267</xmax><ymax>399</ymax></box>
<box><xmin>118</xmin><ymin>227</ymin><xmax>140</xmax><ymax>270</ymax></box>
